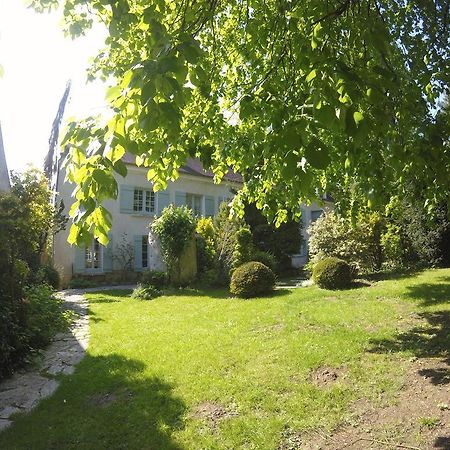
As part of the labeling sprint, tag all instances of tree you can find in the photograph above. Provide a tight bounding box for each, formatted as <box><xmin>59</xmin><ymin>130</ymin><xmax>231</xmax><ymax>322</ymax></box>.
<box><xmin>30</xmin><ymin>0</ymin><xmax>450</xmax><ymax>244</ymax></box>
<box><xmin>9</xmin><ymin>168</ymin><xmax>67</xmax><ymax>270</ymax></box>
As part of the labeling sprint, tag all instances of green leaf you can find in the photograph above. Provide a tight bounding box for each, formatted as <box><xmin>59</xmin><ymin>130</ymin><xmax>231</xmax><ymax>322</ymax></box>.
<box><xmin>239</xmin><ymin>95</ymin><xmax>254</xmax><ymax>120</ymax></box>
<box><xmin>345</xmin><ymin>157</ymin><xmax>351</xmax><ymax>169</ymax></box>
<box><xmin>141</xmin><ymin>81</ymin><xmax>156</xmax><ymax>106</ymax></box>
<box><xmin>353</xmin><ymin>111</ymin><xmax>364</xmax><ymax>126</ymax></box>
<box><xmin>68</xmin><ymin>223</ymin><xmax>80</xmax><ymax>245</ymax></box>
<box><xmin>113</xmin><ymin>160</ymin><xmax>127</xmax><ymax>177</ymax></box>
<box><xmin>105</xmin><ymin>86</ymin><xmax>121</xmax><ymax>102</ymax></box>
<box><xmin>179</xmin><ymin>40</ymin><xmax>204</xmax><ymax>63</ymax></box>
<box><xmin>306</xmin><ymin>69</ymin><xmax>317</xmax><ymax>83</ymax></box>
<box><xmin>281</xmin><ymin>123</ymin><xmax>303</xmax><ymax>148</ymax></box>
<box><xmin>304</xmin><ymin>138</ymin><xmax>331</xmax><ymax>169</ymax></box>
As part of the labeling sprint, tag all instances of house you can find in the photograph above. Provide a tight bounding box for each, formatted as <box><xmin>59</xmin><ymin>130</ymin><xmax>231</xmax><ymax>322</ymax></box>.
<box><xmin>53</xmin><ymin>154</ymin><xmax>242</xmax><ymax>285</ymax></box>
<box><xmin>0</xmin><ymin>123</ymin><xmax>10</xmax><ymax>192</ymax></box>
<box><xmin>53</xmin><ymin>153</ymin><xmax>329</xmax><ymax>284</ymax></box>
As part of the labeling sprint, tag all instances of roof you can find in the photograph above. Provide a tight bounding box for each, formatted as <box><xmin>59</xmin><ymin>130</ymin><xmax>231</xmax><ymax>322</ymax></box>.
<box><xmin>122</xmin><ymin>152</ymin><xmax>242</xmax><ymax>183</ymax></box>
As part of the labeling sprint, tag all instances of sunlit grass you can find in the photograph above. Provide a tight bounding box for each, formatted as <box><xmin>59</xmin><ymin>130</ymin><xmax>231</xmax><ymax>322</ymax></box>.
<box><xmin>1</xmin><ymin>268</ymin><xmax>449</xmax><ymax>449</ymax></box>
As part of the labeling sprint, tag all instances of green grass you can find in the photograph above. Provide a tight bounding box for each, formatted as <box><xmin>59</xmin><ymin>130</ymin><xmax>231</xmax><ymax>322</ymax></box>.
<box><xmin>1</xmin><ymin>268</ymin><xmax>450</xmax><ymax>449</ymax></box>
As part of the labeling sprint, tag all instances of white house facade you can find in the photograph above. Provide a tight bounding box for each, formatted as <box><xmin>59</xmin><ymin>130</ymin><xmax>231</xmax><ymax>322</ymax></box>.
<box><xmin>53</xmin><ymin>155</ymin><xmax>329</xmax><ymax>283</ymax></box>
<box><xmin>53</xmin><ymin>156</ymin><xmax>242</xmax><ymax>284</ymax></box>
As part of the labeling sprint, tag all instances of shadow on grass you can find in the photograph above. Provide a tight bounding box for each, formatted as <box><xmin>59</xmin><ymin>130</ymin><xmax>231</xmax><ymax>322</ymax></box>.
<box><xmin>403</xmin><ymin>277</ymin><xmax>450</xmax><ymax>307</ymax></box>
<box><xmin>369</xmin><ymin>310</ymin><xmax>450</xmax><ymax>386</ymax></box>
<box><xmin>369</xmin><ymin>310</ymin><xmax>450</xmax><ymax>358</ymax></box>
<box><xmin>365</xmin><ymin>268</ymin><xmax>421</xmax><ymax>282</ymax></box>
<box><xmin>0</xmin><ymin>354</ymin><xmax>186</xmax><ymax>449</ymax></box>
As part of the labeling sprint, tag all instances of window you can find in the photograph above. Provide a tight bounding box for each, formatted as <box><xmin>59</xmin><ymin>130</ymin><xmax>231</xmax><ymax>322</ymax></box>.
<box><xmin>142</xmin><ymin>236</ymin><xmax>149</xmax><ymax>269</ymax></box>
<box><xmin>85</xmin><ymin>239</ymin><xmax>102</xmax><ymax>269</ymax></box>
<box><xmin>186</xmin><ymin>193</ymin><xmax>202</xmax><ymax>216</ymax></box>
<box><xmin>133</xmin><ymin>189</ymin><xmax>155</xmax><ymax>213</ymax></box>
<box><xmin>311</xmin><ymin>210</ymin><xmax>323</xmax><ymax>223</ymax></box>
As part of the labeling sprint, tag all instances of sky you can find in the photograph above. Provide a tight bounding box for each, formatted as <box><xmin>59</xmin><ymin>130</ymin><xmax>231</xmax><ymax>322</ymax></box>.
<box><xmin>0</xmin><ymin>0</ymin><xmax>109</xmax><ymax>173</ymax></box>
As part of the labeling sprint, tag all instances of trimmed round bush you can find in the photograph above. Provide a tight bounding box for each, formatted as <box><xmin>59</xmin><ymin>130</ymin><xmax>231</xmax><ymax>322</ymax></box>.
<box><xmin>312</xmin><ymin>257</ymin><xmax>352</xmax><ymax>289</ymax></box>
<box><xmin>230</xmin><ymin>261</ymin><xmax>276</xmax><ymax>298</ymax></box>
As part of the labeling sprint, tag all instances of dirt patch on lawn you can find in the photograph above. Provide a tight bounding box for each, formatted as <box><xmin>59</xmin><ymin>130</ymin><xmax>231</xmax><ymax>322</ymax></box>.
<box><xmin>310</xmin><ymin>366</ymin><xmax>346</xmax><ymax>387</ymax></box>
<box><xmin>192</xmin><ymin>401</ymin><xmax>238</xmax><ymax>429</ymax></box>
<box><xmin>88</xmin><ymin>392</ymin><xmax>118</xmax><ymax>408</ymax></box>
<box><xmin>301</xmin><ymin>357</ymin><xmax>450</xmax><ymax>449</ymax></box>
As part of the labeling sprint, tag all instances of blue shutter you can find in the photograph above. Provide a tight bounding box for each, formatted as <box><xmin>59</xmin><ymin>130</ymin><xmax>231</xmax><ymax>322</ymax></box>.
<box><xmin>120</xmin><ymin>185</ymin><xmax>134</xmax><ymax>213</ymax></box>
<box><xmin>103</xmin><ymin>234</ymin><xmax>113</xmax><ymax>272</ymax></box>
<box><xmin>74</xmin><ymin>245</ymin><xmax>85</xmax><ymax>273</ymax></box>
<box><xmin>157</xmin><ymin>190</ymin><xmax>170</xmax><ymax>214</ymax></box>
<box><xmin>205</xmin><ymin>195</ymin><xmax>215</xmax><ymax>217</ymax></box>
<box><xmin>134</xmin><ymin>235</ymin><xmax>142</xmax><ymax>271</ymax></box>
<box><xmin>175</xmin><ymin>191</ymin><xmax>187</xmax><ymax>207</ymax></box>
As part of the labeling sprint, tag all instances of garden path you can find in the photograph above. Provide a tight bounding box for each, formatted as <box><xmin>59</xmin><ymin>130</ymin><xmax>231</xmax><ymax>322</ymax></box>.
<box><xmin>0</xmin><ymin>291</ymin><xmax>89</xmax><ymax>431</ymax></box>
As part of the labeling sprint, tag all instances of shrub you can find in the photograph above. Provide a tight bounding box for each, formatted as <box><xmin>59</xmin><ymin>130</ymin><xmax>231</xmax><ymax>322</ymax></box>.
<box><xmin>197</xmin><ymin>268</ymin><xmax>223</xmax><ymax>287</ymax></box>
<box><xmin>67</xmin><ymin>277</ymin><xmax>99</xmax><ymax>289</ymax></box>
<box><xmin>251</xmin><ymin>250</ymin><xmax>277</xmax><ymax>272</ymax></box>
<box><xmin>36</xmin><ymin>264</ymin><xmax>60</xmax><ymax>289</ymax></box>
<box><xmin>308</xmin><ymin>211</ymin><xmax>384</xmax><ymax>274</ymax></box>
<box><xmin>24</xmin><ymin>284</ymin><xmax>71</xmax><ymax>348</ymax></box>
<box><xmin>232</xmin><ymin>227</ymin><xmax>254</xmax><ymax>269</ymax></box>
<box><xmin>230</xmin><ymin>261</ymin><xmax>276</xmax><ymax>298</ymax></box>
<box><xmin>312</xmin><ymin>257</ymin><xmax>352</xmax><ymax>290</ymax></box>
<box><xmin>196</xmin><ymin>217</ymin><xmax>216</xmax><ymax>273</ymax></box>
<box><xmin>151</xmin><ymin>205</ymin><xmax>196</xmax><ymax>282</ymax></box>
<box><xmin>214</xmin><ymin>202</ymin><xmax>243</xmax><ymax>281</ymax></box>
<box><xmin>131</xmin><ymin>283</ymin><xmax>162</xmax><ymax>300</ymax></box>
<box><xmin>140</xmin><ymin>270</ymin><xmax>169</xmax><ymax>289</ymax></box>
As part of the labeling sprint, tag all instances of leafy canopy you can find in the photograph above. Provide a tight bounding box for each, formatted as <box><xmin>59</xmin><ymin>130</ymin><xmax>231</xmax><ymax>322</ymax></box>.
<box><xmin>29</xmin><ymin>0</ymin><xmax>450</xmax><ymax>244</ymax></box>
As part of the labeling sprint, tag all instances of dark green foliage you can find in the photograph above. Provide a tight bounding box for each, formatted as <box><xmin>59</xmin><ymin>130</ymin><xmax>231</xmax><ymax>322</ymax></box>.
<box><xmin>131</xmin><ymin>283</ymin><xmax>163</xmax><ymax>300</ymax></box>
<box><xmin>197</xmin><ymin>268</ymin><xmax>223</xmax><ymax>288</ymax></box>
<box><xmin>0</xmin><ymin>170</ymin><xmax>69</xmax><ymax>379</ymax></box>
<box><xmin>214</xmin><ymin>202</ymin><xmax>243</xmax><ymax>282</ymax></box>
<box><xmin>251</xmin><ymin>250</ymin><xmax>277</xmax><ymax>272</ymax></box>
<box><xmin>232</xmin><ymin>227</ymin><xmax>254</xmax><ymax>269</ymax></box>
<box><xmin>36</xmin><ymin>264</ymin><xmax>61</xmax><ymax>289</ymax></box>
<box><xmin>230</xmin><ymin>261</ymin><xmax>276</xmax><ymax>298</ymax></box>
<box><xmin>312</xmin><ymin>257</ymin><xmax>352</xmax><ymax>290</ymax></box>
<box><xmin>67</xmin><ymin>277</ymin><xmax>99</xmax><ymax>289</ymax></box>
<box><xmin>23</xmin><ymin>284</ymin><xmax>69</xmax><ymax>348</ymax></box>
<box><xmin>140</xmin><ymin>271</ymin><xmax>169</xmax><ymax>290</ymax></box>
<box><xmin>245</xmin><ymin>204</ymin><xmax>302</xmax><ymax>274</ymax></box>
<box><xmin>196</xmin><ymin>236</ymin><xmax>215</xmax><ymax>273</ymax></box>
<box><xmin>0</xmin><ymin>283</ymin><xmax>70</xmax><ymax>379</ymax></box>
<box><xmin>382</xmin><ymin>197</ymin><xmax>450</xmax><ymax>269</ymax></box>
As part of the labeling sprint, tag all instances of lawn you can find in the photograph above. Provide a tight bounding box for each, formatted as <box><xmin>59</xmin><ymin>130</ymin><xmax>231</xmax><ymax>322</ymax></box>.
<box><xmin>1</xmin><ymin>268</ymin><xmax>449</xmax><ymax>449</ymax></box>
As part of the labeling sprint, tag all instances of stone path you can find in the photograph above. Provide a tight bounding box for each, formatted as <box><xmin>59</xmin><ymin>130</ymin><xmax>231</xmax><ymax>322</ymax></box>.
<box><xmin>0</xmin><ymin>291</ymin><xmax>89</xmax><ymax>432</ymax></box>
<box><xmin>276</xmin><ymin>277</ymin><xmax>312</xmax><ymax>289</ymax></box>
